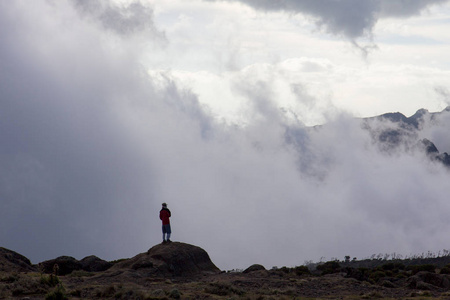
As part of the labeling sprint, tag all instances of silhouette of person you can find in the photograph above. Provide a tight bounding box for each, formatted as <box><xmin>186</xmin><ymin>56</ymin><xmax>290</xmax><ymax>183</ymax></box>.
<box><xmin>160</xmin><ymin>203</ymin><xmax>171</xmax><ymax>243</ymax></box>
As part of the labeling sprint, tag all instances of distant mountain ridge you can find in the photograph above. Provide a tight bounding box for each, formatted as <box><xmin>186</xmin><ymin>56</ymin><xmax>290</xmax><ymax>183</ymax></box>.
<box><xmin>362</xmin><ymin>106</ymin><xmax>450</xmax><ymax>167</ymax></box>
<box><xmin>374</xmin><ymin>106</ymin><xmax>450</xmax><ymax>129</ymax></box>
<box><xmin>284</xmin><ymin>106</ymin><xmax>450</xmax><ymax>181</ymax></box>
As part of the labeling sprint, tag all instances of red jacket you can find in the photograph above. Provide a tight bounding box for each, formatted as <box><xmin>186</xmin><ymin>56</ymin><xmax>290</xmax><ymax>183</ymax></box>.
<box><xmin>160</xmin><ymin>208</ymin><xmax>171</xmax><ymax>225</ymax></box>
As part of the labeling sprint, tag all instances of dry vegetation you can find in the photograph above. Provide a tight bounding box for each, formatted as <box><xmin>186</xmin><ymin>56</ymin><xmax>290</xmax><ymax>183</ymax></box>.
<box><xmin>3</xmin><ymin>245</ymin><xmax>450</xmax><ymax>299</ymax></box>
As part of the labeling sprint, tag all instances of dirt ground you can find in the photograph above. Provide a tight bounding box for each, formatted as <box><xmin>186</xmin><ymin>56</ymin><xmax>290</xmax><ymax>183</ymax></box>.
<box><xmin>3</xmin><ymin>268</ymin><xmax>450</xmax><ymax>299</ymax></box>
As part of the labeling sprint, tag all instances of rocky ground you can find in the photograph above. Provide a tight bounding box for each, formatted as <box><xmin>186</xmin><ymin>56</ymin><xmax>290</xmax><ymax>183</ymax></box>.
<box><xmin>2</xmin><ymin>243</ymin><xmax>450</xmax><ymax>299</ymax></box>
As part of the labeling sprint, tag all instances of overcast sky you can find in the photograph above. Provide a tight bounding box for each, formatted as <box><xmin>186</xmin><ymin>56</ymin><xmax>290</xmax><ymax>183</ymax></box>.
<box><xmin>1</xmin><ymin>0</ymin><xmax>450</xmax><ymax>270</ymax></box>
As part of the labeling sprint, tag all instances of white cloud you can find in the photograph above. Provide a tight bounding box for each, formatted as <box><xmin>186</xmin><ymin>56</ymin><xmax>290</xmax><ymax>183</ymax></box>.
<box><xmin>1</xmin><ymin>0</ymin><xmax>450</xmax><ymax>271</ymax></box>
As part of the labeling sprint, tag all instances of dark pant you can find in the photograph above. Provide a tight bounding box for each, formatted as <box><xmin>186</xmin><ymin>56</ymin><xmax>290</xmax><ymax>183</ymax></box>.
<box><xmin>162</xmin><ymin>224</ymin><xmax>171</xmax><ymax>234</ymax></box>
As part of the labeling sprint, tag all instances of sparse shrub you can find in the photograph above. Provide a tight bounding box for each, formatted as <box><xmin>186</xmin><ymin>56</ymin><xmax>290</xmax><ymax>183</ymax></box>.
<box><xmin>110</xmin><ymin>258</ymin><xmax>128</xmax><ymax>264</ymax></box>
<box><xmin>395</xmin><ymin>273</ymin><xmax>407</xmax><ymax>279</ymax></box>
<box><xmin>440</xmin><ymin>264</ymin><xmax>450</xmax><ymax>274</ymax></box>
<box><xmin>11</xmin><ymin>286</ymin><xmax>24</xmax><ymax>296</ymax></box>
<box><xmin>361</xmin><ymin>291</ymin><xmax>383</xmax><ymax>298</ymax></box>
<box><xmin>393</xmin><ymin>262</ymin><xmax>406</xmax><ymax>270</ymax></box>
<box><xmin>407</xmin><ymin>264</ymin><xmax>435</xmax><ymax>275</ymax></box>
<box><xmin>170</xmin><ymin>288</ymin><xmax>181</xmax><ymax>299</ymax></box>
<box><xmin>345</xmin><ymin>267</ymin><xmax>370</xmax><ymax>282</ymax></box>
<box><xmin>45</xmin><ymin>285</ymin><xmax>67</xmax><ymax>300</ymax></box>
<box><xmin>380</xmin><ymin>262</ymin><xmax>396</xmax><ymax>271</ymax></box>
<box><xmin>381</xmin><ymin>280</ymin><xmax>396</xmax><ymax>288</ymax></box>
<box><xmin>369</xmin><ymin>271</ymin><xmax>386</xmax><ymax>283</ymax></box>
<box><xmin>4</xmin><ymin>273</ymin><xmax>49</xmax><ymax>297</ymax></box>
<box><xmin>69</xmin><ymin>289</ymin><xmax>82</xmax><ymax>297</ymax></box>
<box><xmin>68</xmin><ymin>270</ymin><xmax>94</xmax><ymax>277</ymax></box>
<box><xmin>294</xmin><ymin>265</ymin><xmax>311</xmax><ymax>276</ymax></box>
<box><xmin>40</xmin><ymin>274</ymin><xmax>59</xmax><ymax>287</ymax></box>
<box><xmin>0</xmin><ymin>273</ymin><xmax>18</xmax><ymax>283</ymax></box>
<box><xmin>204</xmin><ymin>282</ymin><xmax>244</xmax><ymax>296</ymax></box>
<box><xmin>316</xmin><ymin>261</ymin><xmax>341</xmax><ymax>275</ymax></box>
<box><xmin>204</xmin><ymin>282</ymin><xmax>231</xmax><ymax>296</ymax></box>
<box><xmin>151</xmin><ymin>289</ymin><xmax>165</xmax><ymax>297</ymax></box>
<box><xmin>410</xmin><ymin>290</ymin><xmax>433</xmax><ymax>297</ymax></box>
<box><xmin>99</xmin><ymin>284</ymin><xmax>116</xmax><ymax>297</ymax></box>
<box><xmin>381</xmin><ymin>262</ymin><xmax>405</xmax><ymax>271</ymax></box>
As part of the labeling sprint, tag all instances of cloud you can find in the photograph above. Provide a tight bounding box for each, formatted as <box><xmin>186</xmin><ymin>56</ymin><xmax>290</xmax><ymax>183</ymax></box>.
<box><xmin>1</xmin><ymin>0</ymin><xmax>450</xmax><ymax>271</ymax></box>
<box><xmin>0</xmin><ymin>0</ymin><xmax>183</xmax><ymax>260</ymax></box>
<box><xmin>379</xmin><ymin>0</ymin><xmax>449</xmax><ymax>18</ymax></box>
<box><xmin>435</xmin><ymin>86</ymin><xmax>450</xmax><ymax>107</ymax></box>
<box><xmin>71</xmin><ymin>0</ymin><xmax>165</xmax><ymax>39</ymax></box>
<box><xmin>205</xmin><ymin>0</ymin><xmax>449</xmax><ymax>40</ymax></box>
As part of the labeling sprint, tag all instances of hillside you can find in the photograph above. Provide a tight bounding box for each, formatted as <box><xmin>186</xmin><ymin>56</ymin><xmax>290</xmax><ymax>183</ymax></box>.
<box><xmin>3</xmin><ymin>243</ymin><xmax>450</xmax><ymax>299</ymax></box>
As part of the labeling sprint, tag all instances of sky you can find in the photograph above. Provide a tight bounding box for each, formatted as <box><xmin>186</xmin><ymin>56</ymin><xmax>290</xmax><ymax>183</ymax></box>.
<box><xmin>1</xmin><ymin>0</ymin><xmax>450</xmax><ymax>270</ymax></box>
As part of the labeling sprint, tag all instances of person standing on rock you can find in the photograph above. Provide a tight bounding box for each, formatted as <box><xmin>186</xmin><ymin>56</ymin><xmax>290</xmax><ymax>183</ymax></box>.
<box><xmin>160</xmin><ymin>202</ymin><xmax>171</xmax><ymax>244</ymax></box>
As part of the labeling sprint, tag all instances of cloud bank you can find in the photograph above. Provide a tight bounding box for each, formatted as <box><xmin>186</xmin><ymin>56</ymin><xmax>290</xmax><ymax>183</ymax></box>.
<box><xmin>1</xmin><ymin>0</ymin><xmax>449</xmax><ymax>270</ymax></box>
<box><xmin>206</xmin><ymin>0</ymin><xmax>449</xmax><ymax>40</ymax></box>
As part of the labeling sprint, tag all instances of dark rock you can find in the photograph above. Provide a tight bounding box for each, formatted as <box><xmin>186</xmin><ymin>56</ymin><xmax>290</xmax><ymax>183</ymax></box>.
<box><xmin>378</xmin><ymin>112</ymin><xmax>409</xmax><ymax>125</ymax></box>
<box><xmin>0</xmin><ymin>247</ymin><xmax>36</xmax><ymax>272</ymax></box>
<box><xmin>243</xmin><ymin>264</ymin><xmax>266</xmax><ymax>274</ymax></box>
<box><xmin>420</xmin><ymin>139</ymin><xmax>450</xmax><ymax>167</ymax></box>
<box><xmin>40</xmin><ymin>256</ymin><xmax>82</xmax><ymax>276</ymax></box>
<box><xmin>112</xmin><ymin>242</ymin><xmax>220</xmax><ymax>276</ymax></box>
<box><xmin>147</xmin><ymin>242</ymin><xmax>220</xmax><ymax>276</ymax></box>
<box><xmin>421</xmin><ymin>138</ymin><xmax>439</xmax><ymax>154</ymax></box>
<box><xmin>408</xmin><ymin>108</ymin><xmax>429</xmax><ymax>128</ymax></box>
<box><xmin>407</xmin><ymin>271</ymin><xmax>450</xmax><ymax>289</ymax></box>
<box><xmin>111</xmin><ymin>252</ymin><xmax>156</xmax><ymax>272</ymax></box>
<box><xmin>436</xmin><ymin>152</ymin><xmax>450</xmax><ymax>166</ymax></box>
<box><xmin>131</xmin><ymin>259</ymin><xmax>154</xmax><ymax>270</ymax></box>
<box><xmin>80</xmin><ymin>255</ymin><xmax>112</xmax><ymax>272</ymax></box>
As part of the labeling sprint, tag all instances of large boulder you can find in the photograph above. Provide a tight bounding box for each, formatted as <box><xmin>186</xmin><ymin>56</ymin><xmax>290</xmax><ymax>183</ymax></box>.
<box><xmin>112</xmin><ymin>242</ymin><xmax>220</xmax><ymax>277</ymax></box>
<box><xmin>148</xmin><ymin>242</ymin><xmax>221</xmax><ymax>276</ymax></box>
<box><xmin>243</xmin><ymin>264</ymin><xmax>266</xmax><ymax>274</ymax></box>
<box><xmin>40</xmin><ymin>256</ymin><xmax>82</xmax><ymax>275</ymax></box>
<box><xmin>80</xmin><ymin>255</ymin><xmax>112</xmax><ymax>272</ymax></box>
<box><xmin>0</xmin><ymin>247</ymin><xmax>36</xmax><ymax>272</ymax></box>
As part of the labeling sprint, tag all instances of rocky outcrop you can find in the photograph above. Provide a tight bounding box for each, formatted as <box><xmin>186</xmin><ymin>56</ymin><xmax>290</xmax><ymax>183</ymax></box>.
<box><xmin>112</xmin><ymin>242</ymin><xmax>220</xmax><ymax>276</ymax></box>
<box><xmin>80</xmin><ymin>255</ymin><xmax>113</xmax><ymax>272</ymax></box>
<box><xmin>407</xmin><ymin>271</ymin><xmax>450</xmax><ymax>290</ymax></box>
<box><xmin>421</xmin><ymin>139</ymin><xmax>450</xmax><ymax>167</ymax></box>
<box><xmin>40</xmin><ymin>256</ymin><xmax>83</xmax><ymax>275</ymax></box>
<box><xmin>0</xmin><ymin>247</ymin><xmax>36</xmax><ymax>272</ymax></box>
<box><xmin>243</xmin><ymin>264</ymin><xmax>266</xmax><ymax>273</ymax></box>
<box><xmin>40</xmin><ymin>255</ymin><xmax>113</xmax><ymax>275</ymax></box>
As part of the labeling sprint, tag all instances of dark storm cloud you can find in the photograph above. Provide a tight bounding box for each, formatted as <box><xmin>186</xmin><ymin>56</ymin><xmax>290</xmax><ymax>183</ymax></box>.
<box><xmin>379</xmin><ymin>0</ymin><xmax>449</xmax><ymax>17</ymax></box>
<box><xmin>0</xmin><ymin>0</ymin><xmax>204</xmax><ymax>261</ymax></box>
<box><xmin>206</xmin><ymin>0</ymin><xmax>449</xmax><ymax>39</ymax></box>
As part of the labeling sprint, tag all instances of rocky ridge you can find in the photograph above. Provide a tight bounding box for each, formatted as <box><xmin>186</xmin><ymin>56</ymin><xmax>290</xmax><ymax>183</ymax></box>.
<box><xmin>109</xmin><ymin>242</ymin><xmax>220</xmax><ymax>276</ymax></box>
<box><xmin>364</xmin><ymin>106</ymin><xmax>450</xmax><ymax>167</ymax></box>
<box><xmin>3</xmin><ymin>243</ymin><xmax>450</xmax><ymax>299</ymax></box>
<box><xmin>0</xmin><ymin>247</ymin><xmax>36</xmax><ymax>273</ymax></box>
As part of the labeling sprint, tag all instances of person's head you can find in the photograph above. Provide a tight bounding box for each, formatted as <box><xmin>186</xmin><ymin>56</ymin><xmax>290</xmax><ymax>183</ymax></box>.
<box><xmin>162</xmin><ymin>203</ymin><xmax>167</xmax><ymax>208</ymax></box>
